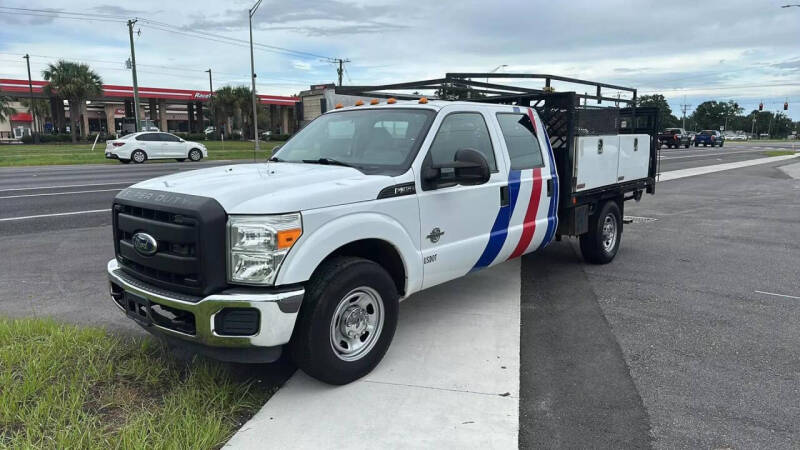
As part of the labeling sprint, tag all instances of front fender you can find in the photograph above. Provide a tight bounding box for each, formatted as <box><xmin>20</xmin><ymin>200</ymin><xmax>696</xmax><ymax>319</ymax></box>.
<box><xmin>275</xmin><ymin>212</ymin><xmax>422</xmax><ymax>295</ymax></box>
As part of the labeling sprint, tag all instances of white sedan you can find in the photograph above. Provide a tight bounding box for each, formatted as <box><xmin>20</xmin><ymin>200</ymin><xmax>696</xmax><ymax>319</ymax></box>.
<box><xmin>105</xmin><ymin>132</ymin><xmax>208</xmax><ymax>164</ymax></box>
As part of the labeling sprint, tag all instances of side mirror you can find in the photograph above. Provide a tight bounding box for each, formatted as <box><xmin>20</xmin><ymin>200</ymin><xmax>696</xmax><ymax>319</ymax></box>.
<box><xmin>180</xmin><ymin>139</ymin><xmax>185</xmax><ymax>143</ymax></box>
<box><xmin>423</xmin><ymin>148</ymin><xmax>491</xmax><ymax>189</ymax></box>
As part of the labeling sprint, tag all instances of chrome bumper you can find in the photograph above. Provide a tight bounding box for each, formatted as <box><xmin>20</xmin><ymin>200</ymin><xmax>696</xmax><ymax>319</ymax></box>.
<box><xmin>107</xmin><ymin>259</ymin><xmax>303</xmax><ymax>350</ymax></box>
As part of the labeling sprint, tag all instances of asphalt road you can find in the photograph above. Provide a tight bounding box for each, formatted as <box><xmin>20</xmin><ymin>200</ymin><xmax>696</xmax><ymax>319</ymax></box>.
<box><xmin>520</xmin><ymin>158</ymin><xmax>800</xmax><ymax>448</ymax></box>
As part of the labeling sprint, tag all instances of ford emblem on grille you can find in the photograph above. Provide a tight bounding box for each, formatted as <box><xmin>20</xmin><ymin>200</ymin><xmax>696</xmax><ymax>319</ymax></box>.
<box><xmin>132</xmin><ymin>232</ymin><xmax>158</xmax><ymax>256</ymax></box>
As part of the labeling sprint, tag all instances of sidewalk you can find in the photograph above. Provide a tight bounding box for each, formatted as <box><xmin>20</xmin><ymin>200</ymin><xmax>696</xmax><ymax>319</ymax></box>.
<box><xmin>226</xmin><ymin>260</ymin><xmax>521</xmax><ymax>449</ymax></box>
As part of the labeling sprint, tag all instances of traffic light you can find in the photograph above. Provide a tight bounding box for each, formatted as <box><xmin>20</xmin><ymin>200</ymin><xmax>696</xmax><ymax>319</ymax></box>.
<box><xmin>759</xmin><ymin>102</ymin><xmax>764</xmax><ymax>111</ymax></box>
<box><xmin>785</xmin><ymin>101</ymin><xmax>789</xmax><ymax>111</ymax></box>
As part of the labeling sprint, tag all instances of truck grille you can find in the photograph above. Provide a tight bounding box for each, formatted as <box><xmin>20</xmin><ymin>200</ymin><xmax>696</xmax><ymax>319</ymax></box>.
<box><xmin>112</xmin><ymin>188</ymin><xmax>228</xmax><ymax>297</ymax></box>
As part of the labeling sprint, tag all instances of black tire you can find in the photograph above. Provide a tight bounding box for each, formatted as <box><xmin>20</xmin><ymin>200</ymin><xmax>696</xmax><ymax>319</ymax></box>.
<box><xmin>684</xmin><ymin>143</ymin><xmax>690</xmax><ymax>149</ymax></box>
<box><xmin>175</xmin><ymin>158</ymin><xmax>186</xmax><ymax>162</ymax></box>
<box><xmin>694</xmin><ymin>142</ymin><xmax>698</xmax><ymax>147</ymax></box>
<box><xmin>131</xmin><ymin>150</ymin><xmax>147</xmax><ymax>164</ymax></box>
<box><xmin>579</xmin><ymin>200</ymin><xmax>622</xmax><ymax>264</ymax></box>
<box><xmin>119</xmin><ymin>159</ymin><xmax>131</xmax><ymax>164</ymax></box>
<box><xmin>719</xmin><ymin>142</ymin><xmax>724</xmax><ymax>147</ymax></box>
<box><xmin>188</xmin><ymin>148</ymin><xmax>203</xmax><ymax>161</ymax></box>
<box><xmin>290</xmin><ymin>257</ymin><xmax>399</xmax><ymax>385</ymax></box>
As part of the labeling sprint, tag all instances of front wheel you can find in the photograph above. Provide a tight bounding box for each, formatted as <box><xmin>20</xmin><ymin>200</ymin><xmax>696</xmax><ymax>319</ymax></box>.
<box><xmin>579</xmin><ymin>200</ymin><xmax>622</xmax><ymax>264</ymax></box>
<box><xmin>188</xmin><ymin>149</ymin><xmax>203</xmax><ymax>161</ymax></box>
<box><xmin>290</xmin><ymin>257</ymin><xmax>398</xmax><ymax>385</ymax></box>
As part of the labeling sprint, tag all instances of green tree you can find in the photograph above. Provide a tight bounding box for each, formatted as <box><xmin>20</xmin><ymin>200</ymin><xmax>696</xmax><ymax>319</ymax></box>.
<box><xmin>20</xmin><ymin>98</ymin><xmax>49</xmax><ymax>133</ymax></box>
<box><xmin>42</xmin><ymin>60</ymin><xmax>103</xmax><ymax>143</ymax></box>
<box><xmin>0</xmin><ymin>94</ymin><xmax>16</xmax><ymax>122</ymax></box>
<box><xmin>689</xmin><ymin>100</ymin><xmax>742</xmax><ymax>132</ymax></box>
<box><xmin>636</xmin><ymin>94</ymin><xmax>680</xmax><ymax>129</ymax></box>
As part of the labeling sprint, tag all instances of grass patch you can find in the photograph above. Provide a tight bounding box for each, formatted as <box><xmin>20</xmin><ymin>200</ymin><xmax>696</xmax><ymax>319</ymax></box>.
<box><xmin>0</xmin><ymin>140</ymin><xmax>282</xmax><ymax>167</ymax></box>
<box><xmin>764</xmin><ymin>150</ymin><xmax>797</xmax><ymax>157</ymax></box>
<box><xmin>0</xmin><ymin>317</ymin><xmax>274</xmax><ymax>449</ymax></box>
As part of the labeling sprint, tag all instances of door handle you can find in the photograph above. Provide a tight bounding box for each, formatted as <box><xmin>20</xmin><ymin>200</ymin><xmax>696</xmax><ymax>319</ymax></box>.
<box><xmin>547</xmin><ymin>179</ymin><xmax>554</xmax><ymax>197</ymax></box>
<box><xmin>500</xmin><ymin>185</ymin><xmax>509</xmax><ymax>206</ymax></box>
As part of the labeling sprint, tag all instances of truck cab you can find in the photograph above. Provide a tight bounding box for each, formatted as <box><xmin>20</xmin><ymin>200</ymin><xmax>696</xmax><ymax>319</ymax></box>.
<box><xmin>108</xmin><ymin>85</ymin><xmax>658</xmax><ymax>385</ymax></box>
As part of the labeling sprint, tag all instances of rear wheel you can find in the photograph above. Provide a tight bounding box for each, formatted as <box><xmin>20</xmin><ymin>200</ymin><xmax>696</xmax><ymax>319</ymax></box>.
<box><xmin>131</xmin><ymin>150</ymin><xmax>147</xmax><ymax>164</ymax></box>
<box><xmin>579</xmin><ymin>200</ymin><xmax>622</xmax><ymax>264</ymax></box>
<box><xmin>290</xmin><ymin>257</ymin><xmax>398</xmax><ymax>385</ymax></box>
<box><xmin>188</xmin><ymin>149</ymin><xmax>203</xmax><ymax>161</ymax></box>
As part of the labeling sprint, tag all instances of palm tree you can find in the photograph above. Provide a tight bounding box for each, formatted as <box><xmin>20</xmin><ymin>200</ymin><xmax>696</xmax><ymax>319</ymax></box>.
<box><xmin>213</xmin><ymin>86</ymin><xmax>238</xmax><ymax>137</ymax></box>
<box><xmin>42</xmin><ymin>60</ymin><xmax>103</xmax><ymax>143</ymax></box>
<box><xmin>0</xmin><ymin>94</ymin><xmax>15</xmax><ymax>123</ymax></box>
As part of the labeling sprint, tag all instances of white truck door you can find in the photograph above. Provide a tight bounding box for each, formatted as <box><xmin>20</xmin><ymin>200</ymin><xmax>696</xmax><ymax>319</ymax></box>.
<box><xmin>416</xmin><ymin>107</ymin><xmax>508</xmax><ymax>289</ymax></box>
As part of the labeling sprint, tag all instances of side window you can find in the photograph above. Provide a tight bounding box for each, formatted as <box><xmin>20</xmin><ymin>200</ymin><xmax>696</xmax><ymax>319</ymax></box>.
<box><xmin>496</xmin><ymin>113</ymin><xmax>544</xmax><ymax>170</ymax></box>
<box><xmin>135</xmin><ymin>133</ymin><xmax>156</xmax><ymax>141</ymax></box>
<box><xmin>166</xmin><ymin>133</ymin><xmax>182</xmax><ymax>142</ymax></box>
<box><xmin>428</xmin><ymin>113</ymin><xmax>496</xmax><ymax>171</ymax></box>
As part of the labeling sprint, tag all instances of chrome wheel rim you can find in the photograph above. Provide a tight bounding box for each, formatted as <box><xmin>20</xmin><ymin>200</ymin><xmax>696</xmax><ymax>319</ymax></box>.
<box><xmin>601</xmin><ymin>214</ymin><xmax>617</xmax><ymax>252</ymax></box>
<box><xmin>329</xmin><ymin>286</ymin><xmax>384</xmax><ymax>362</ymax></box>
<box><xmin>133</xmin><ymin>152</ymin><xmax>145</xmax><ymax>162</ymax></box>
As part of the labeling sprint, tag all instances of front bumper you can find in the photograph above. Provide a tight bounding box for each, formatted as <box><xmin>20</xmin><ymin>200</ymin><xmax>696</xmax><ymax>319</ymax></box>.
<box><xmin>107</xmin><ymin>259</ymin><xmax>303</xmax><ymax>362</ymax></box>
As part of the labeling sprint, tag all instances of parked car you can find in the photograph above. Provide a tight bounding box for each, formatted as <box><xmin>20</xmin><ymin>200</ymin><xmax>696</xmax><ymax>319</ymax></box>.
<box><xmin>104</xmin><ymin>131</ymin><xmax>208</xmax><ymax>164</ymax></box>
<box><xmin>694</xmin><ymin>130</ymin><xmax>725</xmax><ymax>147</ymax></box>
<box><xmin>728</xmin><ymin>133</ymin><xmax>748</xmax><ymax>141</ymax></box>
<box><xmin>204</xmin><ymin>126</ymin><xmax>216</xmax><ymax>136</ymax></box>
<box><xmin>658</xmin><ymin>128</ymin><xmax>691</xmax><ymax>148</ymax></box>
<box><xmin>106</xmin><ymin>96</ymin><xmax>658</xmax><ymax>385</ymax></box>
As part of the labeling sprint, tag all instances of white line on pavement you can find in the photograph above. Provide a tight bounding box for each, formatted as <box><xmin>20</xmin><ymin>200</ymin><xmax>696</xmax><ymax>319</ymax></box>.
<box><xmin>0</xmin><ymin>181</ymin><xmax>140</xmax><ymax>192</ymax></box>
<box><xmin>0</xmin><ymin>209</ymin><xmax>110</xmax><ymax>222</ymax></box>
<box><xmin>659</xmin><ymin>149</ymin><xmax>780</xmax><ymax>160</ymax></box>
<box><xmin>755</xmin><ymin>290</ymin><xmax>800</xmax><ymax>300</ymax></box>
<box><xmin>0</xmin><ymin>188</ymin><xmax>122</xmax><ymax>199</ymax></box>
<box><xmin>658</xmin><ymin>154</ymin><xmax>799</xmax><ymax>182</ymax></box>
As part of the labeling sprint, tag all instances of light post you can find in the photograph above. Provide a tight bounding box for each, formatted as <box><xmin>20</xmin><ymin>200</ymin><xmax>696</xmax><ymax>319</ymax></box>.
<box><xmin>249</xmin><ymin>0</ymin><xmax>263</xmax><ymax>161</ymax></box>
<box><xmin>486</xmin><ymin>65</ymin><xmax>508</xmax><ymax>83</ymax></box>
<box><xmin>205</xmin><ymin>69</ymin><xmax>214</xmax><ymax>137</ymax></box>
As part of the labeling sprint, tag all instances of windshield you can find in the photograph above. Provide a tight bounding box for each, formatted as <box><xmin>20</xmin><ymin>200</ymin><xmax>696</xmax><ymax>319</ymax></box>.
<box><xmin>273</xmin><ymin>108</ymin><xmax>435</xmax><ymax>175</ymax></box>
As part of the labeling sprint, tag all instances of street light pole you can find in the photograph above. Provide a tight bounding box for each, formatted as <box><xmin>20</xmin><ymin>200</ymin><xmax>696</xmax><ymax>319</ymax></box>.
<box><xmin>486</xmin><ymin>64</ymin><xmax>508</xmax><ymax>83</ymax></box>
<box><xmin>249</xmin><ymin>0</ymin><xmax>263</xmax><ymax>161</ymax></box>
<box><xmin>205</xmin><ymin>69</ymin><xmax>214</xmax><ymax>137</ymax></box>
<box><xmin>127</xmin><ymin>19</ymin><xmax>141</xmax><ymax>132</ymax></box>
<box><xmin>23</xmin><ymin>54</ymin><xmax>38</xmax><ymax>144</ymax></box>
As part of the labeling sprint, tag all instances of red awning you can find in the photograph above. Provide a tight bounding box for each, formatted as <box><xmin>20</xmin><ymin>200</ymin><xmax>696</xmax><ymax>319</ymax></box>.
<box><xmin>10</xmin><ymin>113</ymin><xmax>33</xmax><ymax>122</ymax></box>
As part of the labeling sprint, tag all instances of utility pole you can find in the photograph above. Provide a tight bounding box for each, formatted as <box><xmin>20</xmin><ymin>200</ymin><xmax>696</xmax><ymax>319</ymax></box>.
<box><xmin>205</xmin><ymin>69</ymin><xmax>214</xmax><ymax>137</ymax></box>
<box><xmin>23</xmin><ymin>54</ymin><xmax>38</xmax><ymax>144</ymax></box>
<box><xmin>127</xmin><ymin>19</ymin><xmax>141</xmax><ymax>132</ymax></box>
<box><xmin>334</xmin><ymin>58</ymin><xmax>351</xmax><ymax>87</ymax></box>
<box><xmin>680</xmin><ymin>96</ymin><xmax>691</xmax><ymax>130</ymax></box>
<box><xmin>249</xmin><ymin>0</ymin><xmax>263</xmax><ymax>160</ymax></box>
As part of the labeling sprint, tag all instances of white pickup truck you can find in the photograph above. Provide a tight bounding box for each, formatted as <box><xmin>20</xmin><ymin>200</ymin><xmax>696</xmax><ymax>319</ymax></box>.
<box><xmin>108</xmin><ymin>92</ymin><xmax>657</xmax><ymax>384</ymax></box>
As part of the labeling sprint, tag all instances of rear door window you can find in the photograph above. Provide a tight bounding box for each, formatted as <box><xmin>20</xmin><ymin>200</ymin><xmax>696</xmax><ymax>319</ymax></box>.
<box><xmin>496</xmin><ymin>113</ymin><xmax>544</xmax><ymax>170</ymax></box>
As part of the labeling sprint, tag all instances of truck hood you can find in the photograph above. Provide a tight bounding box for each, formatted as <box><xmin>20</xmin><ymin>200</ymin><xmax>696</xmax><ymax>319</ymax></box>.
<box><xmin>131</xmin><ymin>162</ymin><xmax>394</xmax><ymax>214</ymax></box>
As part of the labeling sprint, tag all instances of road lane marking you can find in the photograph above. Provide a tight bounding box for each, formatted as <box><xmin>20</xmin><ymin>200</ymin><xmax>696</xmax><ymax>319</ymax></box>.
<box><xmin>658</xmin><ymin>154</ymin><xmax>799</xmax><ymax>182</ymax></box>
<box><xmin>0</xmin><ymin>181</ymin><xmax>141</xmax><ymax>192</ymax></box>
<box><xmin>755</xmin><ymin>290</ymin><xmax>800</xmax><ymax>300</ymax></box>
<box><xmin>659</xmin><ymin>149</ymin><xmax>782</xmax><ymax>160</ymax></box>
<box><xmin>0</xmin><ymin>188</ymin><xmax>122</xmax><ymax>199</ymax></box>
<box><xmin>0</xmin><ymin>209</ymin><xmax>110</xmax><ymax>222</ymax></box>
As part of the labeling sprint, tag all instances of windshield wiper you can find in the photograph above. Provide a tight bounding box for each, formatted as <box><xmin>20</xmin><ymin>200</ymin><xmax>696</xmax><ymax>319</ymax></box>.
<box><xmin>302</xmin><ymin>158</ymin><xmax>357</xmax><ymax>168</ymax></box>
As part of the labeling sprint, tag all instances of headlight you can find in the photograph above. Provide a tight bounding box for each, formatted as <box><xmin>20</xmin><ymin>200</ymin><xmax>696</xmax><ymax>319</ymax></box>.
<box><xmin>228</xmin><ymin>213</ymin><xmax>302</xmax><ymax>285</ymax></box>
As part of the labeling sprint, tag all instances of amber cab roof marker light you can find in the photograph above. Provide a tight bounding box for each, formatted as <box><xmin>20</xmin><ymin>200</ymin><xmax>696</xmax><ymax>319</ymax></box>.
<box><xmin>335</xmin><ymin>103</ymin><xmax>343</xmax><ymax>109</ymax></box>
<box><xmin>370</xmin><ymin>99</ymin><xmax>379</xmax><ymax>105</ymax></box>
<box><xmin>386</xmin><ymin>98</ymin><xmax>397</xmax><ymax>104</ymax></box>
<box><xmin>418</xmin><ymin>97</ymin><xmax>428</xmax><ymax>104</ymax></box>
<box><xmin>354</xmin><ymin>100</ymin><xmax>364</xmax><ymax>106</ymax></box>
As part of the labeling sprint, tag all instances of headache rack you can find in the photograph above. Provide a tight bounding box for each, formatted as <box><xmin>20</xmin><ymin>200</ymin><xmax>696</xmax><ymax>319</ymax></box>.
<box><xmin>336</xmin><ymin>73</ymin><xmax>661</xmax><ymax>236</ymax></box>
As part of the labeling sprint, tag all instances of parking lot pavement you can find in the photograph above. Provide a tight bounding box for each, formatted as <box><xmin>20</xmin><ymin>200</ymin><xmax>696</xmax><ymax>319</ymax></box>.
<box><xmin>227</xmin><ymin>260</ymin><xmax>521</xmax><ymax>449</ymax></box>
<box><xmin>567</xmin><ymin>160</ymin><xmax>799</xmax><ymax>448</ymax></box>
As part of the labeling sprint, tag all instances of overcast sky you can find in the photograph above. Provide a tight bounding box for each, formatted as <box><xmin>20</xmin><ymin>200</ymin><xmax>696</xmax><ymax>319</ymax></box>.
<box><xmin>1</xmin><ymin>0</ymin><xmax>799</xmax><ymax>120</ymax></box>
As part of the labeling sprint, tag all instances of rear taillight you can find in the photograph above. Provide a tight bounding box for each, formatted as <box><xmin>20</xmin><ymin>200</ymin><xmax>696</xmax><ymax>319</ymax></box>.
<box><xmin>112</xmin><ymin>142</ymin><xmax>125</xmax><ymax>147</ymax></box>
<box><xmin>711</xmin><ymin>136</ymin><xmax>715</xmax><ymax>141</ymax></box>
